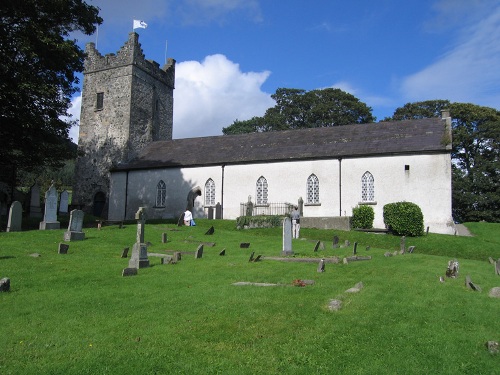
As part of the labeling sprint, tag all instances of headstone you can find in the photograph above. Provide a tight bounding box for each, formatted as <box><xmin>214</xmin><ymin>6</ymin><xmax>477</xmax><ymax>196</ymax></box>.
<box><xmin>160</xmin><ymin>255</ymin><xmax>173</xmax><ymax>265</ymax></box>
<box><xmin>486</xmin><ymin>341</ymin><xmax>499</xmax><ymax>354</ymax></box>
<box><xmin>219</xmin><ymin>248</ymin><xmax>226</xmax><ymax>256</ymax></box>
<box><xmin>58</xmin><ymin>243</ymin><xmax>69</xmax><ymax>254</ymax></box>
<box><xmin>313</xmin><ymin>241</ymin><xmax>320</xmax><ymax>252</ymax></box>
<box><xmin>328</xmin><ymin>299</ymin><xmax>342</xmax><ymax>311</ymax></box>
<box><xmin>59</xmin><ymin>190</ymin><xmax>69</xmax><ymax>214</ymax></box>
<box><xmin>366</xmin><ymin>246</ymin><xmax>371</xmax><ymax>251</ymax></box>
<box><xmin>122</xmin><ymin>268</ymin><xmax>138</xmax><ymax>277</ymax></box>
<box><xmin>317</xmin><ymin>259</ymin><xmax>325</xmax><ymax>273</ymax></box>
<box><xmin>215</xmin><ymin>202</ymin><xmax>222</xmax><ymax>219</ymax></box>
<box><xmin>489</xmin><ymin>257</ymin><xmax>495</xmax><ymax>265</ymax></box>
<box><xmin>130</xmin><ymin>243</ymin><xmax>149</xmax><ymax>268</ymax></box>
<box><xmin>333</xmin><ymin>236</ymin><xmax>339</xmax><ymax>249</ymax></box>
<box><xmin>162</xmin><ymin>233</ymin><xmax>168</xmax><ymax>243</ymax></box>
<box><xmin>489</xmin><ymin>287</ymin><xmax>500</xmax><ymax>298</ymax></box>
<box><xmin>195</xmin><ymin>244</ymin><xmax>204</xmax><ymax>259</ymax></box>
<box><xmin>465</xmin><ymin>275</ymin><xmax>482</xmax><ymax>292</ymax></box>
<box><xmin>7</xmin><ymin>201</ymin><xmax>22</xmax><ymax>232</ymax></box>
<box><xmin>0</xmin><ymin>277</ymin><xmax>10</xmax><ymax>292</ymax></box>
<box><xmin>173</xmin><ymin>252</ymin><xmax>182</xmax><ymax>262</ymax></box>
<box><xmin>344</xmin><ymin>240</ymin><xmax>350</xmax><ymax>247</ymax></box>
<box><xmin>319</xmin><ymin>241</ymin><xmax>325</xmax><ymax>250</ymax></box>
<box><xmin>240</xmin><ymin>243</ymin><xmax>250</xmax><ymax>248</ymax></box>
<box><xmin>446</xmin><ymin>259</ymin><xmax>459</xmax><ymax>278</ymax></box>
<box><xmin>408</xmin><ymin>246</ymin><xmax>415</xmax><ymax>253</ymax></box>
<box><xmin>400</xmin><ymin>236</ymin><xmax>406</xmax><ymax>253</ymax></box>
<box><xmin>384</xmin><ymin>252</ymin><xmax>393</xmax><ymax>257</ymax></box>
<box><xmin>63</xmin><ymin>209</ymin><xmax>85</xmax><ymax>241</ymax></box>
<box><xmin>205</xmin><ymin>226</ymin><xmax>214</xmax><ymax>235</ymax></box>
<box><xmin>135</xmin><ymin>207</ymin><xmax>146</xmax><ymax>243</ymax></box>
<box><xmin>496</xmin><ymin>259</ymin><xmax>500</xmax><ymax>276</ymax></box>
<box><xmin>281</xmin><ymin>217</ymin><xmax>293</xmax><ymax>255</ymax></box>
<box><xmin>207</xmin><ymin>206</ymin><xmax>214</xmax><ymax>220</ymax></box>
<box><xmin>353</xmin><ymin>242</ymin><xmax>358</xmax><ymax>255</ymax></box>
<box><xmin>249</xmin><ymin>252</ymin><xmax>255</xmax><ymax>262</ymax></box>
<box><xmin>254</xmin><ymin>255</ymin><xmax>262</xmax><ymax>262</ymax></box>
<box><xmin>121</xmin><ymin>247</ymin><xmax>129</xmax><ymax>258</ymax></box>
<box><xmin>39</xmin><ymin>183</ymin><xmax>60</xmax><ymax>230</ymax></box>
<box><xmin>29</xmin><ymin>183</ymin><xmax>42</xmax><ymax>218</ymax></box>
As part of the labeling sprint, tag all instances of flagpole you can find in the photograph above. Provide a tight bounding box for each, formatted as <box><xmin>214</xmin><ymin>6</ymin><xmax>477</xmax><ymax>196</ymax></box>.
<box><xmin>164</xmin><ymin>40</ymin><xmax>168</xmax><ymax>65</ymax></box>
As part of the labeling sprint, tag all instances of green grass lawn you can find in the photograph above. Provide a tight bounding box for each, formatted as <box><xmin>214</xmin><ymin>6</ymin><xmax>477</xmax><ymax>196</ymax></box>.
<box><xmin>1</xmin><ymin>220</ymin><xmax>499</xmax><ymax>374</ymax></box>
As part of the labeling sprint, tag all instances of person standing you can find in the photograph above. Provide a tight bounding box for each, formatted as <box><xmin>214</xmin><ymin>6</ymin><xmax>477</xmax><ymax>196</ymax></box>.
<box><xmin>291</xmin><ymin>206</ymin><xmax>300</xmax><ymax>238</ymax></box>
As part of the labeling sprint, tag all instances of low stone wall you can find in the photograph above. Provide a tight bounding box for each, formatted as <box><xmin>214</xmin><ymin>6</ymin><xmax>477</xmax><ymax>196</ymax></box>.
<box><xmin>301</xmin><ymin>216</ymin><xmax>351</xmax><ymax>231</ymax></box>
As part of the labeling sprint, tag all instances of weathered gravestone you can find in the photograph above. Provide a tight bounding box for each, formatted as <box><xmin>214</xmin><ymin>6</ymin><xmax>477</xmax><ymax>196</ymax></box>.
<box><xmin>215</xmin><ymin>203</ymin><xmax>222</xmax><ymax>219</ymax></box>
<box><xmin>29</xmin><ymin>183</ymin><xmax>42</xmax><ymax>218</ymax></box>
<box><xmin>353</xmin><ymin>242</ymin><xmax>358</xmax><ymax>255</ymax></box>
<box><xmin>7</xmin><ymin>201</ymin><xmax>22</xmax><ymax>232</ymax></box>
<box><xmin>400</xmin><ymin>236</ymin><xmax>406</xmax><ymax>253</ymax></box>
<box><xmin>219</xmin><ymin>248</ymin><xmax>226</xmax><ymax>256</ymax></box>
<box><xmin>162</xmin><ymin>233</ymin><xmax>168</xmax><ymax>243</ymax></box>
<box><xmin>136</xmin><ymin>207</ymin><xmax>146</xmax><ymax>243</ymax></box>
<box><xmin>205</xmin><ymin>226</ymin><xmax>214</xmax><ymax>235</ymax></box>
<box><xmin>249</xmin><ymin>252</ymin><xmax>255</xmax><ymax>262</ymax></box>
<box><xmin>59</xmin><ymin>190</ymin><xmax>69</xmax><ymax>215</ymax></box>
<box><xmin>240</xmin><ymin>243</ymin><xmax>250</xmax><ymax>248</ymax></box>
<box><xmin>344</xmin><ymin>240</ymin><xmax>350</xmax><ymax>247</ymax></box>
<box><xmin>446</xmin><ymin>259</ymin><xmax>459</xmax><ymax>278</ymax></box>
<box><xmin>121</xmin><ymin>247</ymin><xmax>130</xmax><ymax>258</ymax></box>
<box><xmin>496</xmin><ymin>259</ymin><xmax>500</xmax><ymax>276</ymax></box>
<box><xmin>128</xmin><ymin>207</ymin><xmax>149</xmax><ymax>268</ymax></box>
<box><xmin>207</xmin><ymin>206</ymin><xmax>214</xmax><ymax>220</ymax></box>
<box><xmin>0</xmin><ymin>277</ymin><xmax>10</xmax><ymax>292</ymax></box>
<box><xmin>173</xmin><ymin>252</ymin><xmax>182</xmax><ymax>262</ymax></box>
<box><xmin>122</xmin><ymin>268</ymin><xmax>138</xmax><ymax>277</ymax></box>
<box><xmin>254</xmin><ymin>255</ymin><xmax>262</xmax><ymax>262</ymax></box>
<box><xmin>195</xmin><ymin>244</ymin><xmax>204</xmax><ymax>259</ymax></box>
<box><xmin>317</xmin><ymin>258</ymin><xmax>325</xmax><ymax>273</ymax></box>
<box><xmin>281</xmin><ymin>217</ymin><xmax>293</xmax><ymax>256</ymax></box>
<box><xmin>333</xmin><ymin>235</ymin><xmax>339</xmax><ymax>249</ymax></box>
<box><xmin>58</xmin><ymin>243</ymin><xmax>69</xmax><ymax>254</ymax></box>
<box><xmin>313</xmin><ymin>241</ymin><xmax>320</xmax><ymax>252</ymax></box>
<box><xmin>39</xmin><ymin>183</ymin><xmax>60</xmax><ymax>230</ymax></box>
<box><xmin>64</xmin><ymin>209</ymin><xmax>85</xmax><ymax>241</ymax></box>
<box><xmin>408</xmin><ymin>246</ymin><xmax>415</xmax><ymax>253</ymax></box>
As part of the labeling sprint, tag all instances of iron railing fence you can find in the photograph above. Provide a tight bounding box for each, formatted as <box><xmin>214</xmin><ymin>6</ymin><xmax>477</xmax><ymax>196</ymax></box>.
<box><xmin>240</xmin><ymin>202</ymin><xmax>295</xmax><ymax>217</ymax></box>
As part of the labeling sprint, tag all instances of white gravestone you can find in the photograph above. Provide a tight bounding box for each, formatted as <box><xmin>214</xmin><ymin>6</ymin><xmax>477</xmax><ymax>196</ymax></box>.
<box><xmin>64</xmin><ymin>209</ymin><xmax>85</xmax><ymax>241</ymax></box>
<box><xmin>29</xmin><ymin>183</ymin><xmax>42</xmax><ymax>218</ymax></box>
<box><xmin>59</xmin><ymin>190</ymin><xmax>69</xmax><ymax>214</ymax></box>
<box><xmin>281</xmin><ymin>217</ymin><xmax>294</xmax><ymax>256</ymax></box>
<box><xmin>39</xmin><ymin>183</ymin><xmax>60</xmax><ymax>230</ymax></box>
<box><xmin>7</xmin><ymin>201</ymin><xmax>22</xmax><ymax>232</ymax></box>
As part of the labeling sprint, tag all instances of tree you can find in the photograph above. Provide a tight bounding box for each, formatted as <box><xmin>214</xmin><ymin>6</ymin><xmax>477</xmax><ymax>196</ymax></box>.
<box><xmin>223</xmin><ymin>87</ymin><xmax>375</xmax><ymax>134</ymax></box>
<box><xmin>0</xmin><ymin>1</ymin><xmax>102</xmax><ymax>195</ymax></box>
<box><xmin>387</xmin><ymin>100</ymin><xmax>500</xmax><ymax>222</ymax></box>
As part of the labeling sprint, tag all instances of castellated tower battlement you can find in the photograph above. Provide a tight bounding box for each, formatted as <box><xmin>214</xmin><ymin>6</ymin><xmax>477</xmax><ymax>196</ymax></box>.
<box><xmin>73</xmin><ymin>32</ymin><xmax>175</xmax><ymax>217</ymax></box>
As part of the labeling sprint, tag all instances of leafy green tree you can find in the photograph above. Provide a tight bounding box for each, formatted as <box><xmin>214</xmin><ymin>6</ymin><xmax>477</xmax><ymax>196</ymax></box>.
<box><xmin>0</xmin><ymin>1</ymin><xmax>102</xmax><ymax>192</ymax></box>
<box><xmin>387</xmin><ymin>100</ymin><xmax>500</xmax><ymax>222</ymax></box>
<box><xmin>223</xmin><ymin>87</ymin><xmax>375</xmax><ymax>134</ymax></box>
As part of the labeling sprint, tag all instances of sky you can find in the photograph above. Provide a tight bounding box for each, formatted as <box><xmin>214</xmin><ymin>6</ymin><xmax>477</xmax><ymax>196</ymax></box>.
<box><xmin>67</xmin><ymin>0</ymin><xmax>500</xmax><ymax>141</ymax></box>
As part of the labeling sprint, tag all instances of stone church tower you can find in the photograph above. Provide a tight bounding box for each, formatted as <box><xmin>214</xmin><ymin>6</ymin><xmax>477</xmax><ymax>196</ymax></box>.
<box><xmin>73</xmin><ymin>32</ymin><xmax>175</xmax><ymax>216</ymax></box>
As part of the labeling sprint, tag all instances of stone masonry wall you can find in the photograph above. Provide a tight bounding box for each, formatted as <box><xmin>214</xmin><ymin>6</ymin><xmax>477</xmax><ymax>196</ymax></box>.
<box><xmin>73</xmin><ymin>32</ymin><xmax>175</xmax><ymax>215</ymax></box>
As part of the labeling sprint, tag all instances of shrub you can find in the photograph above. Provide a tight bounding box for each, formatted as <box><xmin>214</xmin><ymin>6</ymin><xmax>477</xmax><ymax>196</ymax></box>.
<box><xmin>383</xmin><ymin>201</ymin><xmax>424</xmax><ymax>236</ymax></box>
<box><xmin>351</xmin><ymin>205</ymin><xmax>374</xmax><ymax>229</ymax></box>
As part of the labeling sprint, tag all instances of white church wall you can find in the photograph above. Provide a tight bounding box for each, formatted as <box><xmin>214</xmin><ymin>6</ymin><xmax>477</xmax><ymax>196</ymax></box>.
<box><xmin>108</xmin><ymin>151</ymin><xmax>453</xmax><ymax>234</ymax></box>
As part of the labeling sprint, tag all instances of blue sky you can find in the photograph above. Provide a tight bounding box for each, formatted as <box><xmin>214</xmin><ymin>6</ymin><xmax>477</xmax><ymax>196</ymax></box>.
<box><xmin>68</xmin><ymin>0</ymin><xmax>500</xmax><ymax>141</ymax></box>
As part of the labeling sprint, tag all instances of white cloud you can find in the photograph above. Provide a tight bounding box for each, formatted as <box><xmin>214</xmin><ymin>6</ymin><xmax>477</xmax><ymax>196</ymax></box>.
<box><xmin>400</xmin><ymin>3</ymin><xmax>500</xmax><ymax>109</ymax></box>
<box><xmin>173</xmin><ymin>54</ymin><xmax>273</xmax><ymax>138</ymax></box>
<box><xmin>68</xmin><ymin>54</ymin><xmax>273</xmax><ymax>142</ymax></box>
<box><xmin>63</xmin><ymin>94</ymin><xmax>82</xmax><ymax>143</ymax></box>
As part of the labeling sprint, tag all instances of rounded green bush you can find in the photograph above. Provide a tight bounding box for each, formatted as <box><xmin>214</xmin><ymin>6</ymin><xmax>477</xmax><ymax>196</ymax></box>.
<box><xmin>383</xmin><ymin>201</ymin><xmax>424</xmax><ymax>236</ymax></box>
<box><xmin>351</xmin><ymin>205</ymin><xmax>374</xmax><ymax>229</ymax></box>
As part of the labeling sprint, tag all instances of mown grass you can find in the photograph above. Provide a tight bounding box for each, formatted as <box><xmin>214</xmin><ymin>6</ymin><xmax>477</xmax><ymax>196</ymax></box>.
<box><xmin>0</xmin><ymin>220</ymin><xmax>499</xmax><ymax>374</ymax></box>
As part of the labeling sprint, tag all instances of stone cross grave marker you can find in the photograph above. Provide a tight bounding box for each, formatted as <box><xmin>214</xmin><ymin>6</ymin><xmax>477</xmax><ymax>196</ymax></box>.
<box><xmin>59</xmin><ymin>190</ymin><xmax>69</xmax><ymax>214</ymax></box>
<box><xmin>135</xmin><ymin>207</ymin><xmax>146</xmax><ymax>244</ymax></box>
<box><xmin>282</xmin><ymin>217</ymin><xmax>293</xmax><ymax>255</ymax></box>
<box><xmin>7</xmin><ymin>201</ymin><xmax>22</xmax><ymax>232</ymax></box>
<box><xmin>64</xmin><ymin>209</ymin><xmax>85</xmax><ymax>241</ymax></box>
<box><xmin>29</xmin><ymin>183</ymin><xmax>42</xmax><ymax>218</ymax></box>
<box><xmin>39</xmin><ymin>183</ymin><xmax>60</xmax><ymax>230</ymax></box>
<box><xmin>130</xmin><ymin>243</ymin><xmax>149</xmax><ymax>268</ymax></box>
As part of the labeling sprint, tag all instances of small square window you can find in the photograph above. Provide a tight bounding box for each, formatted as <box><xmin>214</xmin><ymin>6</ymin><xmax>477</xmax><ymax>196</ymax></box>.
<box><xmin>96</xmin><ymin>92</ymin><xmax>104</xmax><ymax>110</ymax></box>
<box><xmin>405</xmin><ymin>165</ymin><xmax>410</xmax><ymax>171</ymax></box>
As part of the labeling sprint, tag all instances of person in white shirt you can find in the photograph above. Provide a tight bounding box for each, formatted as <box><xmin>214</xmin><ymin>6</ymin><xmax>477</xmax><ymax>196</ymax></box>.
<box><xmin>184</xmin><ymin>209</ymin><xmax>193</xmax><ymax>226</ymax></box>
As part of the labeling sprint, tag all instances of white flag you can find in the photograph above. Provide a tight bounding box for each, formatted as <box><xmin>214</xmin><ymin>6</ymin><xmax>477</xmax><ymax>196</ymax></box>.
<box><xmin>133</xmin><ymin>20</ymin><xmax>147</xmax><ymax>29</ymax></box>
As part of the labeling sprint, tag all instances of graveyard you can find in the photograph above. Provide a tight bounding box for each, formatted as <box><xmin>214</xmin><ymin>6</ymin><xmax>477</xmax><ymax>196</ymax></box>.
<box><xmin>0</xmin><ymin>218</ymin><xmax>499</xmax><ymax>374</ymax></box>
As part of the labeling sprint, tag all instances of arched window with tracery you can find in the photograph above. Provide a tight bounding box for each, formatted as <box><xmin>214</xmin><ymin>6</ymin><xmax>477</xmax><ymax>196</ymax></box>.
<box><xmin>307</xmin><ymin>174</ymin><xmax>320</xmax><ymax>204</ymax></box>
<box><xmin>205</xmin><ymin>179</ymin><xmax>216</xmax><ymax>206</ymax></box>
<box><xmin>256</xmin><ymin>176</ymin><xmax>268</xmax><ymax>205</ymax></box>
<box><xmin>361</xmin><ymin>171</ymin><xmax>375</xmax><ymax>202</ymax></box>
<box><xmin>156</xmin><ymin>180</ymin><xmax>166</xmax><ymax>207</ymax></box>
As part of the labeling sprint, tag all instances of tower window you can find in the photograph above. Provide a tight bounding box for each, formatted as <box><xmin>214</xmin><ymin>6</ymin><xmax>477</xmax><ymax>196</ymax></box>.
<box><xmin>96</xmin><ymin>92</ymin><xmax>104</xmax><ymax>110</ymax></box>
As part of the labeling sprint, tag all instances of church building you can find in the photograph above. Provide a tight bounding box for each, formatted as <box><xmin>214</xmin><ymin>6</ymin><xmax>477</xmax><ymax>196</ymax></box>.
<box><xmin>74</xmin><ymin>33</ymin><xmax>455</xmax><ymax>234</ymax></box>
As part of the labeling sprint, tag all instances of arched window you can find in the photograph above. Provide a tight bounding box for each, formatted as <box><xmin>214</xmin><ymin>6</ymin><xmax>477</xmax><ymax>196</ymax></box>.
<box><xmin>156</xmin><ymin>180</ymin><xmax>166</xmax><ymax>207</ymax></box>
<box><xmin>256</xmin><ymin>176</ymin><xmax>268</xmax><ymax>205</ymax></box>
<box><xmin>205</xmin><ymin>179</ymin><xmax>216</xmax><ymax>206</ymax></box>
<box><xmin>361</xmin><ymin>172</ymin><xmax>374</xmax><ymax>201</ymax></box>
<box><xmin>307</xmin><ymin>174</ymin><xmax>320</xmax><ymax>203</ymax></box>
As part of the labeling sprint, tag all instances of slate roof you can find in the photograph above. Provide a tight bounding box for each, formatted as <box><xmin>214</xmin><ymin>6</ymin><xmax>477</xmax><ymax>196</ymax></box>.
<box><xmin>113</xmin><ymin>118</ymin><xmax>450</xmax><ymax>171</ymax></box>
